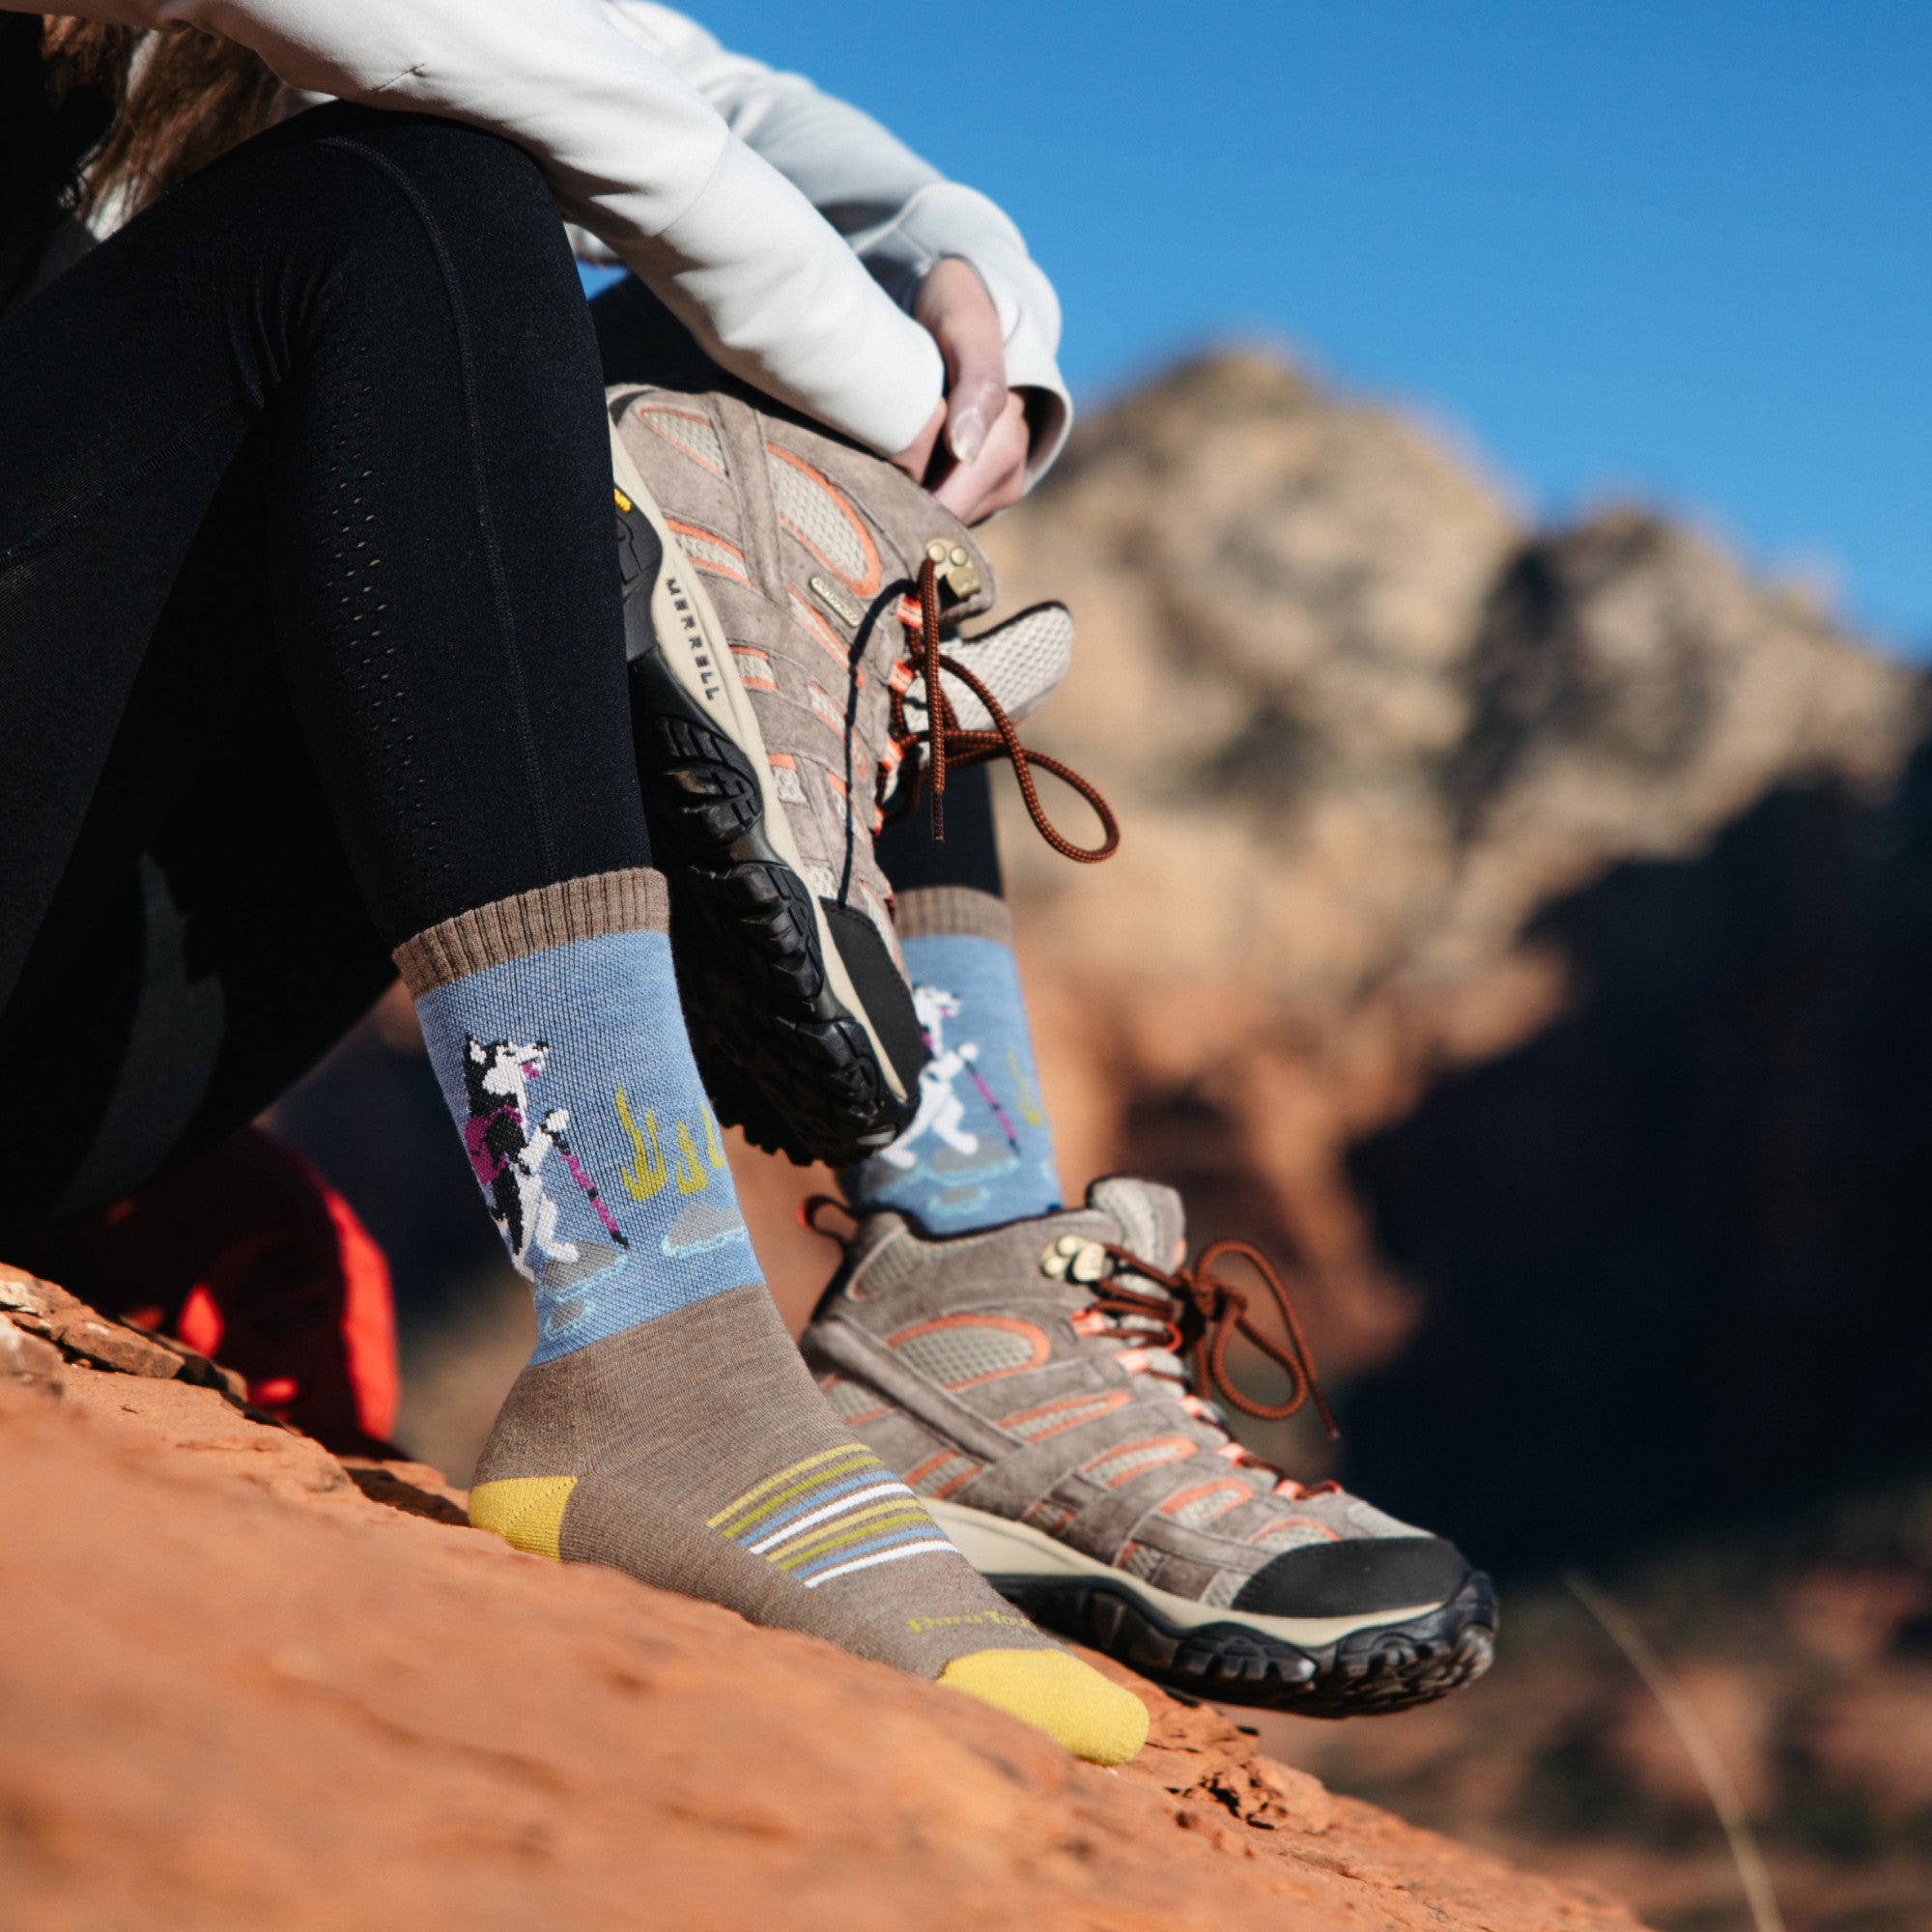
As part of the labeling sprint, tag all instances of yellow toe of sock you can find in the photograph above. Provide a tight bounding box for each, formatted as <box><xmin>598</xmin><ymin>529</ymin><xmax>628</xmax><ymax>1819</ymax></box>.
<box><xmin>937</xmin><ymin>1648</ymin><xmax>1149</xmax><ymax>1765</ymax></box>
<box><xmin>469</xmin><ymin>1475</ymin><xmax>577</xmax><ymax>1558</ymax></box>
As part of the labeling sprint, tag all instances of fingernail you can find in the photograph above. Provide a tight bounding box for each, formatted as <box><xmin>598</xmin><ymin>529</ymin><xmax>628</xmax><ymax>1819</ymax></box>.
<box><xmin>949</xmin><ymin>407</ymin><xmax>988</xmax><ymax>467</ymax></box>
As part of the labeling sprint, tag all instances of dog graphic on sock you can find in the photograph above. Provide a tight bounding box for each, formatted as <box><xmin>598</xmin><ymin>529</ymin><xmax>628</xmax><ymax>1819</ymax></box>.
<box><xmin>461</xmin><ymin>1037</ymin><xmax>626</xmax><ymax>1306</ymax></box>
<box><xmin>462</xmin><ymin>1037</ymin><xmax>576</xmax><ymax>1278</ymax></box>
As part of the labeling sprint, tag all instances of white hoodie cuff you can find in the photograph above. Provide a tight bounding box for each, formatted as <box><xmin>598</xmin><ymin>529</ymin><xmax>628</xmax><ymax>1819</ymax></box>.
<box><xmin>612</xmin><ymin>137</ymin><xmax>945</xmax><ymax>456</ymax></box>
<box><xmin>852</xmin><ymin>183</ymin><xmax>1073</xmax><ymax>488</ymax></box>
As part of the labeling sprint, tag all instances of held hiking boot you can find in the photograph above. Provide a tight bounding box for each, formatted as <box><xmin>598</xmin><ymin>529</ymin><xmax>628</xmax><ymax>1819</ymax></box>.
<box><xmin>800</xmin><ymin>1178</ymin><xmax>1497</xmax><ymax>1716</ymax></box>
<box><xmin>607</xmin><ymin>384</ymin><xmax>1110</xmax><ymax>1168</ymax></box>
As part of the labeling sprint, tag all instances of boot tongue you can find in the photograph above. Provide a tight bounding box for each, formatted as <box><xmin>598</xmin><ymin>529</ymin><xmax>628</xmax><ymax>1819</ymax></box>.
<box><xmin>1085</xmin><ymin>1178</ymin><xmax>1187</xmax><ymax>1273</ymax></box>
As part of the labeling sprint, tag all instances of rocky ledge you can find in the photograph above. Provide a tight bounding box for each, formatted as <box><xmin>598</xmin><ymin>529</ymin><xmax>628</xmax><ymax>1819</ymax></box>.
<box><xmin>1</xmin><ymin>1266</ymin><xmax>1645</xmax><ymax>1930</ymax></box>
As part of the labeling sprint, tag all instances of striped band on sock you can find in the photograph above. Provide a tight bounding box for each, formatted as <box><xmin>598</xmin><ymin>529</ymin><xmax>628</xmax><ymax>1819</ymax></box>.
<box><xmin>394</xmin><ymin>868</ymin><xmax>670</xmax><ymax>994</ymax></box>
<box><xmin>894</xmin><ymin>886</ymin><xmax>1015</xmax><ymax>947</ymax></box>
<box><xmin>708</xmin><ymin>1445</ymin><xmax>965</xmax><ymax>1588</ymax></box>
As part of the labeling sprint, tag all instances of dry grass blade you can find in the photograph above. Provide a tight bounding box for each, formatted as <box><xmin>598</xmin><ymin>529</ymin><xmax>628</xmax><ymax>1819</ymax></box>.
<box><xmin>1566</xmin><ymin>1571</ymin><xmax>1786</xmax><ymax>1932</ymax></box>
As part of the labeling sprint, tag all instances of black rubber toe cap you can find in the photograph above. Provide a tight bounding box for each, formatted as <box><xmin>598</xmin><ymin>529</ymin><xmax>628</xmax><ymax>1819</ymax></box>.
<box><xmin>1231</xmin><ymin>1536</ymin><xmax>1472</xmax><ymax>1619</ymax></box>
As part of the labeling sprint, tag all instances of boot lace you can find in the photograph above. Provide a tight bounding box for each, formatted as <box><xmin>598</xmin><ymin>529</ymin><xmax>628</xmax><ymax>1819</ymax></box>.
<box><xmin>802</xmin><ymin>1197</ymin><xmax>1340</xmax><ymax>1499</ymax></box>
<box><xmin>1073</xmin><ymin>1237</ymin><xmax>1340</xmax><ymax>1494</ymax></box>
<box><xmin>885</xmin><ymin>555</ymin><xmax>1121</xmax><ymax>862</ymax></box>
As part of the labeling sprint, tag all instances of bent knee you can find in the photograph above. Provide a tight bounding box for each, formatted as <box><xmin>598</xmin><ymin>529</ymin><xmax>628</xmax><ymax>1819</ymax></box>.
<box><xmin>185</xmin><ymin>101</ymin><xmax>569</xmax><ymax>287</ymax></box>
<box><xmin>327</xmin><ymin>112</ymin><xmax>564</xmax><ymax>245</ymax></box>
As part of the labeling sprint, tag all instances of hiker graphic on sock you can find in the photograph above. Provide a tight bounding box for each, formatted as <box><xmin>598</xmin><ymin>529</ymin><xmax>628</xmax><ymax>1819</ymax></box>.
<box><xmin>846</xmin><ymin>906</ymin><xmax>1061</xmax><ymax>1234</ymax></box>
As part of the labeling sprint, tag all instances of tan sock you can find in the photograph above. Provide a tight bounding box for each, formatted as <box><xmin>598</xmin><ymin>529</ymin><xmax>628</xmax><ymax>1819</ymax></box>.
<box><xmin>398</xmin><ymin>876</ymin><xmax>1142</xmax><ymax>1763</ymax></box>
<box><xmin>469</xmin><ymin>1284</ymin><xmax>1146</xmax><ymax>1765</ymax></box>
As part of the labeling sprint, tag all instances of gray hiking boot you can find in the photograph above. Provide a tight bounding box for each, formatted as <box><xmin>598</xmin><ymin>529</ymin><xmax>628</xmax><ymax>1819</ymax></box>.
<box><xmin>800</xmin><ymin>1178</ymin><xmax>1497</xmax><ymax>1715</ymax></box>
<box><xmin>607</xmin><ymin>384</ymin><xmax>1093</xmax><ymax>1168</ymax></box>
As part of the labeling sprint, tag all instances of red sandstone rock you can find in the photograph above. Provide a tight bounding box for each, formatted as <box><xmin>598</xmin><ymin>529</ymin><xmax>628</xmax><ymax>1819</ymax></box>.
<box><xmin>4</xmin><ymin>1270</ymin><xmax>248</xmax><ymax>1398</ymax></box>
<box><xmin>44</xmin><ymin>1309</ymin><xmax>185</xmax><ymax>1377</ymax></box>
<box><xmin>0</xmin><ymin>1293</ymin><xmax>1649</xmax><ymax>1932</ymax></box>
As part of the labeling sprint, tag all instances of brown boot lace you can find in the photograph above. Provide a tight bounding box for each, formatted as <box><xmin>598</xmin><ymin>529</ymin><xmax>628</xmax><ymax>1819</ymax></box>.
<box><xmin>885</xmin><ymin>556</ymin><xmax>1121</xmax><ymax>861</ymax></box>
<box><xmin>1093</xmin><ymin>1238</ymin><xmax>1340</xmax><ymax>1440</ymax></box>
<box><xmin>805</xmin><ymin>1196</ymin><xmax>1340</xmax><ymax>1494</ymax></box>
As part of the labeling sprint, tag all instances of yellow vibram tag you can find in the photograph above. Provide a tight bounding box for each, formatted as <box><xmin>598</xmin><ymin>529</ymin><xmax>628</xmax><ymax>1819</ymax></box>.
<box><xmin>937</xmin><ymin>1650</ymin><xmax>1149</xmax><ymax>1767</ymax></box>
<box><xmin>469</xmin><ymin>1475</ymin><xmax>578</xmax><ymax>1559</ymax></box>
<box><xmin>613</xmin><ymin>485</ymin><xmax>634</xmax><ymax>512</ymax></box>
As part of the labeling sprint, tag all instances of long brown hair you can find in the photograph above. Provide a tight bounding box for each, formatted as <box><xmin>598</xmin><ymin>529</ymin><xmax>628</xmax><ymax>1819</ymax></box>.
<box><xmin>2</xmin><ymin>14</ymin><xmax>283</xmax><ymax>310</ymax></box>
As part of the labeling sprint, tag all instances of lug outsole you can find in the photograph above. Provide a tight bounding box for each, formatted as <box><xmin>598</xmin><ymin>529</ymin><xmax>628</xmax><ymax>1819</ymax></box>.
<box><xmin>631</xmin><ymin>708</ymin><xmax>914</xmax><ymax>1167</ymax></box>
<box><xmin>986</xmin><ymin>1570</ymin><xmax>1497</xmax><ymax>1718</ymax></box>
<box><xmin>612</xmin><ymin>422</ymin><xmax>919</xmax><ymax>1171</ymax></box>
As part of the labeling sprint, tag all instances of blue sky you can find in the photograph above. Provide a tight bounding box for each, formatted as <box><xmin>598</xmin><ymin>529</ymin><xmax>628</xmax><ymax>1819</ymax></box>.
<box><xmin>681</xmin><ymin>0</ymin><xmax>1931</xmax><ymax>656</ymax></box>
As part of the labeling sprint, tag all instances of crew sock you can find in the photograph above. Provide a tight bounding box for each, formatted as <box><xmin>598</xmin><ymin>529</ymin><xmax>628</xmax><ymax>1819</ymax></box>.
<box><xmin>843</xmin><ymin>888</ymin><xmax>1062</xmax><ymax>1236</ymax></box>
<box><xmin>397</xmin><ymin>870</ymin><xmax>1143</xmax><ymax>1766</ymax></box>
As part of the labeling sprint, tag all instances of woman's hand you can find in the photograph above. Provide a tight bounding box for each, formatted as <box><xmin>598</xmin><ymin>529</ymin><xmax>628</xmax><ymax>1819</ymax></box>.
<box><xmin>886</xmin><ymin>258</ymin><xmax>1031</xmax><ymax>525</ymax></box>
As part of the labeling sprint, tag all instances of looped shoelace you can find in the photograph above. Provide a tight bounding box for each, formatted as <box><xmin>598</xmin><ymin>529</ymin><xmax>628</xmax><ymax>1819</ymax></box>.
<box><xmin>802</xmin><ymin>1196</ymin><xmax>1339</xmax><ymax>1492</ymax></box>
<box><xmin>1094</xmin><ymin>1238</ymin><xmax>1340</xmax><ymax>1439</ymax></box>
<box><xmin>886</xmin><ymin>556</ymin><xmax>1121</xmax><ymax>863</ymax></box>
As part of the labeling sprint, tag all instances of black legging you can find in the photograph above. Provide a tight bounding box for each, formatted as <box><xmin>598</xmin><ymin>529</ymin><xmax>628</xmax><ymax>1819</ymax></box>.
<box><xmin>0</xmin><ymin>104</ymin><xmax>647</xmax><ymax>1238</ymax></box>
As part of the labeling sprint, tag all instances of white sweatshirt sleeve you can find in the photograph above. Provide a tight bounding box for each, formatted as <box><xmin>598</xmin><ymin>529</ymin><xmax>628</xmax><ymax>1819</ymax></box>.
<box><xmin>8</xmin><ymin>0</ymin><xmax>944</xmax><ymax>456</ymax></box>
<box><xmin>603</xmin><ymin>4</ymin><xmax>1071</xmax><ymax>480</ymax></box>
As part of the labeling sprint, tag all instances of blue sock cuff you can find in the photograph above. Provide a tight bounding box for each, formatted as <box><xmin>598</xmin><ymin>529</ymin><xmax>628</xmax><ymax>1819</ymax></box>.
<box><xmin>843</xmin><ymin>931</ymin><xmax>1061</xmax><ymax>1236</ymax></box>
<box><xmin>413</xmin><ymin>923</ymin><xmax>760</xmax><ymax>1363</ymax></box>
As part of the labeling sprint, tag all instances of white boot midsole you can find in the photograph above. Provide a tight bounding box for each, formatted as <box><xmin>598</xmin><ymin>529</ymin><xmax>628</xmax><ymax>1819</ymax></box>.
<box><xmin>926</xmin><ymin>1498</ymin><xmax>1445</xmax><ymax>1649</ymax></box>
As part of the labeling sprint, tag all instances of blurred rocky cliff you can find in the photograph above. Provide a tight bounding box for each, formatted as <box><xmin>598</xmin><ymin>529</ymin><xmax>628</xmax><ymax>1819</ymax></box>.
<box><xmin>980</xmin><ymin>350</ymin><xmax>1931</xmax><ymax>1565</ymax></box>
<box><xmin>956</xmin><ymin>352</ymin><xmax>1932</xmax><ymax>1930</ymax></box>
